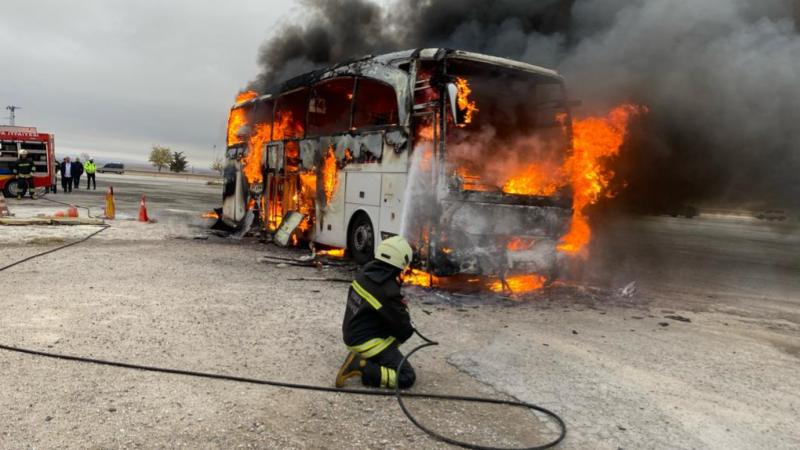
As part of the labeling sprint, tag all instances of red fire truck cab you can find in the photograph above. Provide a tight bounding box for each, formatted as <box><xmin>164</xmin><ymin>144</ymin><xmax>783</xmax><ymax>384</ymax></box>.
<box><xmin>0</xmin><ymin>126</ymin><xmax>56</xmax><ymax>197</ymax></box>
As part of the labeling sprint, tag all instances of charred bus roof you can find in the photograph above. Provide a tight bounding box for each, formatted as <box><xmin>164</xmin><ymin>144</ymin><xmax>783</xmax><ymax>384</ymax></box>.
<box><xmin>232</xmin><ymin>48</ymin><xmax>563</xmax><ymax>109</ymax></box>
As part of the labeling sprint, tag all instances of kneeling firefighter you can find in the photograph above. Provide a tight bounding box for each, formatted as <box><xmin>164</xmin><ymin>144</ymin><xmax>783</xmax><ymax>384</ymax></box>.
<box><xmin>335</xmin><ymin>236</ymin><xmax>416</xmax><ymax>389</ymax></box>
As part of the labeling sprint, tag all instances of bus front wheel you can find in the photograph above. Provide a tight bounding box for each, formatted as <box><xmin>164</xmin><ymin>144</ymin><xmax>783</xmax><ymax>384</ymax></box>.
<box><xmin>347</xmin><ymin>213</ymin><xmax>374</xmax><ymax>265</ymax></box>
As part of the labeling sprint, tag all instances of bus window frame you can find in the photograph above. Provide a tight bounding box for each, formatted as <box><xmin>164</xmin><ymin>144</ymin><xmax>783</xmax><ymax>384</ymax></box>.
<box><xmin>351</xmin><ymin>77</ymin><xmax>401</xmax><ymax>133</ymax></box>
<box><xmin>274</xmin><ymin>87</ymin><xmax>310</xmax><ymax>141</ymax></box>
<box><xmin>306</xmin><ymin>77</ymin><xmax>357</xmax><ymax>138</ymax></box>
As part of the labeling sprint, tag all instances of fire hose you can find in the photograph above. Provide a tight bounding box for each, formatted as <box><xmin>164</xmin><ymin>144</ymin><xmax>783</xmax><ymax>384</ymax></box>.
<box><xmin>0</xmin><ymin>218</ymin><xmax>567</xmax><ymax>449</ymax></box>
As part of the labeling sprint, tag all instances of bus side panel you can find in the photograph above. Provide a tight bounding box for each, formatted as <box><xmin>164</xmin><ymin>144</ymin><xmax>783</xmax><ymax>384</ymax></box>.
<box><xmin>313</xmin><ymin>169</ymin><xmax>347</xmax><ymax>247</ymax></box>
<box><xmin>380</xmin><ymin>173</ymin><xmax>406</xmax><ymax>237</ymax></box>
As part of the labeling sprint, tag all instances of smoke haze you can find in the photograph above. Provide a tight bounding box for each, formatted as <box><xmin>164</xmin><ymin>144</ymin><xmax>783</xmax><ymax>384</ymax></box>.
<box><xmin>249</xmin><ymin>0</ymin><xmax>800</xmax><ymax>211</ymax></box>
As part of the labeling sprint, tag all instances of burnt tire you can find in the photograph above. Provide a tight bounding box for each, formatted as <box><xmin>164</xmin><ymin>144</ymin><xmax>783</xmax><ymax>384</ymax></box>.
<box><xmin>347</xmin><ymin>213</ymin><xmax>375</xmax><ymax>265</ymax></box>
<box><xmin>3</xmin><ymin>180</ymin><xmax>26</xmax><ymax>198</ymax></box>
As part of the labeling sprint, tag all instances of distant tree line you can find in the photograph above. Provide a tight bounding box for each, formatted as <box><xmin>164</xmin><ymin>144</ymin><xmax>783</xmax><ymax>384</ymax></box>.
<box><xmin>148</xmin><ymin>145</ymin><xmax>188</xmax><ymax>173</ymax></box>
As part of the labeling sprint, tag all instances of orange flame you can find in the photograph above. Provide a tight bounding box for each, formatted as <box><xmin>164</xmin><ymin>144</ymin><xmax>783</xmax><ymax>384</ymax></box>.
<box><xmin>455</xmin><ymin>77</ymin><xmax>479</xmax><ymax>125</ymax></box>
<box><xmin>321</xmin><ymin>146</ymin><xmax>338</xmax><ymax>205</ymax></box>
<box><xmin>227</xmin><ymin>91</ymin><xmax>258</xmax><ymax>147</ymax></box>
<box><xmin>318</xmin><ymin>248</ymin><xmax>345</xmax><ymax>258</ymax></box>
<box><xmin>273</xmin><ymin>110</ymin><xmax>304</xmax><ymax>141</ymax></box>
<box><xmin>227</xmin><ymin>107</ymin><xmax>248</xmax><ymax>146</ymax></box>
<box><xmin>558</xmin><ymin>104</ymin><xmax>645</xmax><ymax>256</ymax></box>
<box><xmin>502</xmin><ymin>164</ymin><xmax>562</xmax><ymax>196</ymax></box>
<box><xmin>243</xmin><ymin>123</ymin><xmax>270</xmax><ymax>184</ymax></box>
<box><xmin>506</xmin><ymin>237</ymin><xmax>535</xmax><ymax>251</ymax></box>
<box><xmin>403</xmin><ymin>269</ymin><xmax>439</xmax><ymax>288</ymax></box>
<box><xmin>489</xmin><ymin>274</ymin><xmax>546</xmax><ymax>294</ymax></box>
<box><xmin>236</xmin><ymin>90</ymin><xmax>258</xmax><ymax>104</ymax></box>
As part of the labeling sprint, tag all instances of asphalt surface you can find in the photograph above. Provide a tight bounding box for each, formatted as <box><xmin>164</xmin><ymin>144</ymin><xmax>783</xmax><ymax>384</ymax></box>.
<box><xmin>43</xmin><ymin>172</ymin><xmax>222</xmax><ymax>221</ymax></box>
<box><xmin>1</xmin><ymin>175</ymin><xmax>798</xmax><ymax>449</ymax></box>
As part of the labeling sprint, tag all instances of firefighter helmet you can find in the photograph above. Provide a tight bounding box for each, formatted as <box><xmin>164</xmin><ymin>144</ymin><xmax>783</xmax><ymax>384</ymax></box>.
<box><xmin>18</xmin><ymin>149</ymin><xmax>28</xmax><ymax>157</ymax></box>
<box><xmin>375</xmin><ymin>236</ymin><xmax>413</xmax><ymax>270</ymax></box>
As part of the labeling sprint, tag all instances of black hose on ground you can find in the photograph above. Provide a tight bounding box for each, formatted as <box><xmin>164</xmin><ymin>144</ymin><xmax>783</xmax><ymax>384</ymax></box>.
<box><xmin>40</xmin><ymin>196</ymin><xmax>97</xmax><ymax>218</ymax></box>
<box><xmin>0</xmin><ymin>220</ymin><xmax>567</xmax><ymax>449</ymax></box>
<box><xmin>0</xmin><ymin>224</ymin><xmax>109</xmax><ymax>272</ymax></box>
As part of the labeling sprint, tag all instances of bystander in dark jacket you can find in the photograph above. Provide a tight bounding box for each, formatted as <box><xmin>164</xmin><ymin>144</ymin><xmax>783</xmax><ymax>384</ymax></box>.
<box><xmin>72</xmin><ymin>158</ymin><xmax>84</xmax><ymax>189</ymax></box>
<box><xmin>60</xmin><ymin>157</ymin><xmax>74</xmax><ymax>193</ymax></box>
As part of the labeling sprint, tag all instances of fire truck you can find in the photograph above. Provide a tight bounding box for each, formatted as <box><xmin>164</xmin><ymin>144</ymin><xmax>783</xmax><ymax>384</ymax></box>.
<box><xmin>0</xmin><ymin>126</ymin><xmax>56</xmax><ymax>198</ymax></box>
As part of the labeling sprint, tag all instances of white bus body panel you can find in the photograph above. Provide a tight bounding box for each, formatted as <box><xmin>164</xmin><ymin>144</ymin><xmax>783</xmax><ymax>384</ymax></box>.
<box><xmin>380</xmin><ymin>173</ymin><xmax>406</xmax><ymax>237</ymax></box>
<box><xmin>313</xmin><ymin>171</ymin><xmax>347</xmax><ymax>247</ymax></box>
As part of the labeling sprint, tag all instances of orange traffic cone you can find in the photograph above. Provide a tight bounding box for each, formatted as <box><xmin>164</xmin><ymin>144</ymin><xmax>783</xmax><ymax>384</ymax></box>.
<box><xmin>138</xmin><ymin>194</ymin><xmax>149</xmax><ymax>222</ymax></box>
<box><xmin>0</xmin><ymin>193</ymin><xmax>10</xmax><ymax>217</ymax></box>
<box><xmin>104</xmin><ymin>186</ymin><xmax>116</xmax><ymax>219</ymax></box>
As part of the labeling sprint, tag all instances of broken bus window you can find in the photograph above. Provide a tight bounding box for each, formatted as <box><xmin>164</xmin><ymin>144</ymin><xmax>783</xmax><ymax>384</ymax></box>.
<box><xmin>274</xmin><ymin>88</ymin><xmax>309</xmax><ymax>140</ymax></box>
<box><xmin>353</xmin><ymin>79</ymin><xmax>399</xmax><ymax>129</ymax></box>
<box><xmin>308</xmin><ymin>77</ymin><xmax>355</xmax><ymax>136</ymax></box>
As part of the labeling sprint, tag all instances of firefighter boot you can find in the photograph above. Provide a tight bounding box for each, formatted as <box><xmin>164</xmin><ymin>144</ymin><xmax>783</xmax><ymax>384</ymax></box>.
<box><xmin>335</xmin><ymin>352</ymin><xmax>365</xmax><ymax>388</ymax></box>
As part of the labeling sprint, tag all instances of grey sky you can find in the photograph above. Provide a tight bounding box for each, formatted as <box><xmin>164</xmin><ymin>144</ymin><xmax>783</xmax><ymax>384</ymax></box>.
<box><xmin>0</xmin><ymin>0</ymin><xmax>297</xmax><ymax>168</ymax></box>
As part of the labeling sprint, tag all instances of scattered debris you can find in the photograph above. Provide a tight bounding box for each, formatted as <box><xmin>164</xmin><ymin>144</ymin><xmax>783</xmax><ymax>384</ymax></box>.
<box><xmin>287</xmin><ymin>277</ymin><xmax>351</xmax><ymax>283</ymax></box>
<box><xmin>664</xmin><ymin>315</ymin><xmax>692</xmax><ymax>323</ymax></box>
<box><xmin>658</xmin><ymin>322</ymin><xmax>669</xmax><ymax>327</ymax></box>
<box><xmin>273</xmin><ymin>211</ymin><xmax>303</xmax><ymax>247</ymax></box>
<box><xmin>0</xmin><ymin>217</ymin><xmax>105</xmax><ymax>226</ymax></box>
<box><xmin>619</xmin><ymin>281</ymin><xmax>637</xmax><ymax>298</ymax></box>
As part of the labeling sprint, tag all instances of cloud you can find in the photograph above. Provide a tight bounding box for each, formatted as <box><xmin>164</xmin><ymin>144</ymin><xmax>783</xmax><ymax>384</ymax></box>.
<box><xmin>0</xmin><ymin>0</ymin><xmax>295</xmax><ymax>167</ymax></box>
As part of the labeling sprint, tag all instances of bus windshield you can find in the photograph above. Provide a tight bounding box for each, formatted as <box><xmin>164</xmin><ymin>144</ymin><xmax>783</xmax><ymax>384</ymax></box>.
<box><xmin>444</xmin><ymin>59</ymin><xmax>571</xmax><ymax>196</ymax></box>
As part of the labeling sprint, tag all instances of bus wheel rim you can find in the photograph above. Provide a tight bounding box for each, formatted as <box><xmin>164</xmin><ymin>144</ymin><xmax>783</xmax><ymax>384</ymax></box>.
<box><xmin>353</xmin><ymin>224</ymin><xmax>373</xmax><ymax>252</ymax></box>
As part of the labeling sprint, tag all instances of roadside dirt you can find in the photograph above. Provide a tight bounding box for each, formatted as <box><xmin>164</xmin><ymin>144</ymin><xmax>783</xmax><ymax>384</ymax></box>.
<box><xmin>2</xmin><ymin>228</ymin><xmax>798</xmax><ymax>449</ymax></box>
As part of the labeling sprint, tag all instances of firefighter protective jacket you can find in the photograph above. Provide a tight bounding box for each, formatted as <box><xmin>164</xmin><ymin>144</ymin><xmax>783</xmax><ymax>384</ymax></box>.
<box><xmin>13</xmin><ymin>157</ymin><xmax>35</xmax><ymax>177</ymax></box>
<box><xmin>343</xmin><ymin>260</ymin><xmax>414</xmax><ymax>358</ymax></box>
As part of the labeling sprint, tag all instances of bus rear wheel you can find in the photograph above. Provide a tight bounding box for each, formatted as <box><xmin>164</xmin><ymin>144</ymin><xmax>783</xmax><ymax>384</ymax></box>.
<box><xmin>347</xmin><ymin>213</ymin><xmax>374</xmax><ymax>265</ymax></box>
<box><xmin>3</xmin><ymin>180</ymin><xmax>26</xmax><ymax>198</ymax></box>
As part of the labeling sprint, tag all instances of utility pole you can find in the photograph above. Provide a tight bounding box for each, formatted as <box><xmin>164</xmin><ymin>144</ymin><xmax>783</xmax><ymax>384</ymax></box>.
<box><xmin>6</xmin><ymin>105</ymin><xmax>22</xmax><ymax>126</ymax></box>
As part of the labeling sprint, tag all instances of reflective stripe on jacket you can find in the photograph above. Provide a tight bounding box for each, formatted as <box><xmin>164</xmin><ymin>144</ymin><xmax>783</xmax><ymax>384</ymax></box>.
<box><xmin>13</xmin><ymin>158</ymin><xmax>35</xmax><ymax>177</ymax></box>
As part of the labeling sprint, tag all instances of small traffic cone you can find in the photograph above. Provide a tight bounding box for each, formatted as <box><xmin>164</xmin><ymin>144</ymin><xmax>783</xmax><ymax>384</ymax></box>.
<box><xmin>138</xmin><ymin>194</ymin><xmax>149</xmax><ymax>222</ymax></box>
<box><xmin>104</xmin><ymin>186</ymin><xmax>116</xmax><ymax>219</ymax></box>
<box><xmin>0</xmin><ymin>193</ymin><xmax>11</xmax><ymax>217</ymax></box>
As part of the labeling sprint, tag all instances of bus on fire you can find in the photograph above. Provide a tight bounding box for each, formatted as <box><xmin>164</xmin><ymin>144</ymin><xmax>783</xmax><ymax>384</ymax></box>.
<box><xmin>221</xmin><ymin>48</ymin><xmax>575</xmax><ymax>283</ymax></box>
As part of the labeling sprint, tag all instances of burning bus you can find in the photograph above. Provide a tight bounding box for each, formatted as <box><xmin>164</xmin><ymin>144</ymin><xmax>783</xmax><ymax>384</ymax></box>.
<box><xmin>222</xmin><ymin>48</ymin><xmax>579</xmax><ymax>285</ymax></box>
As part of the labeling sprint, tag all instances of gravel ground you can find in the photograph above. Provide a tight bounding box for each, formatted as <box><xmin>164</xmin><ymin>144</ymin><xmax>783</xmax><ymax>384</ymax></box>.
<box><xmin>1</xmin><ymin>182</ymin><xmax>799</xmax><ymax>449</ymax></box>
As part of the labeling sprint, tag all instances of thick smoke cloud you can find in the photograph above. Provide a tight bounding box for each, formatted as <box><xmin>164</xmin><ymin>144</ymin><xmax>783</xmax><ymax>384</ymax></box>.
<box><xmin>249</xmin><ymin>0</ymin><xmax>800</xmax><ymax>211</ymax></box>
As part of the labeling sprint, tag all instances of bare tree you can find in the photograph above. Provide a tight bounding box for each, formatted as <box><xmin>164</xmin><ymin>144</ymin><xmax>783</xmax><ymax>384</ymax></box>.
<box><xmin>210</xmin><ymin>156</ymin><xmax>225</xmax><ymax>175</ymax></box>
<box><xmin>149</xmin><ymin>145</ymin><xmax>171</xmax><ymax>172</ymax></box>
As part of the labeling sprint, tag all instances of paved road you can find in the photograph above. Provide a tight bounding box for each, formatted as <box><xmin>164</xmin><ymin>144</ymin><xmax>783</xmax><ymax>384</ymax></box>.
<box><xmin>2</xmin><ymin>175</ymin><xmax>799</xmax><ymax>449</ymax></box>
<box><xmin>44</xmin><ymin>172</ymin><xmax>222</xmax><ymax>220</ymax></box>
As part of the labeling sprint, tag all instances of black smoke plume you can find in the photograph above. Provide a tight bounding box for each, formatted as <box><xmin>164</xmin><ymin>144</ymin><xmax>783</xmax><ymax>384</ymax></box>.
<box><xmin>248</xmin><ymin>0</ymin><xmax>800</xmax><ymax>212</ymax></box>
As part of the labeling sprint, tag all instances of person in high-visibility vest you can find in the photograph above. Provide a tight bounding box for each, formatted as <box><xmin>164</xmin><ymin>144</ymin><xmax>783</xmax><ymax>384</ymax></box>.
<box><xmin>84</xmin><ymin>158</ymin><xmax>97</xmax><ymax>190</ymax></box>
<box><xmin>12</xmin><ymin>149</ymin><xmax>36</xmax><ymax>200</ymax></box>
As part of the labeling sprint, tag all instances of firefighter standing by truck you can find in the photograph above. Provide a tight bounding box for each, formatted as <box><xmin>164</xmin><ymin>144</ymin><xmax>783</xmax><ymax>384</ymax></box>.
<box><xmin>12</xmin><ymin>149</ymin><xmax>36</xmax><ymax>200</ymax></box>
<box><xmin>335</xmin><ymin>236</ymin><xmax>417</xmax><ymax>390</ymax></box>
